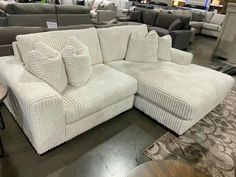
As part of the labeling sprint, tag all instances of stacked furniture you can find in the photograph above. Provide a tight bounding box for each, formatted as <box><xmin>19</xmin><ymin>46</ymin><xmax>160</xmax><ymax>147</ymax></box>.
<box><xmin>189</xmin><ymin>11</ymin><xmax>225</xmax><ymax>37</ymax></box>
<box><xmin>119</xmin><ymin>9</ymin><xmax>193</xmax><ymax>50</ymax></box>
<box><xmin>0</xmin><ymin>25</ymin><xmax>234</xmax><ymax>155</ymax></box>
<box><xmin>0</xmin><ymin>2</ymin><xmax>92</xmax><ymax>27</ymax></box>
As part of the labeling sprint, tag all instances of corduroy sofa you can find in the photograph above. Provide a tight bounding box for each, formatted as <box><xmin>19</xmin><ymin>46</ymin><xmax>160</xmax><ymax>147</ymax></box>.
<box><xmin>0</xmin><ymin>25</ymin><xmax>234</xmax><ymax>154</ymax></box>
<box><xmin>0</xmin><ymin>2</ymin><xmax>92</xmax><ymax>27</ymax></box>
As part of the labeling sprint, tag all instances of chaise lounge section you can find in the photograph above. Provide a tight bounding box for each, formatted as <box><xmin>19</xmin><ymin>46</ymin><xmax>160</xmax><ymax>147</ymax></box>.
<box><xmin>0</xmin><ymin>25</ymin><xmax>234</xmax><ymax>154</ymax></box>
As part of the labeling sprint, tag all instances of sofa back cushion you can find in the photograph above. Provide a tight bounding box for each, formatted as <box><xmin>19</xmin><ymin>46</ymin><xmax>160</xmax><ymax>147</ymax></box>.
<box><xmin>97</xmin><ymin>25</ymin><xmax>148</xmax><ymax>63</ymax></box>
<box><xmin>210</xmin><ymin>13</ymin><xmax>225</xmax><ymax>25</ymax></box>
<box><xmin>16</xmin><ymin>28</ymin><xmax>103</xmax><ymax>65</ymax></box>
<box><xmin>10</xmin><ymin>3</ymin><xmax>55</xmax><ymax>14</ymax></box>
<box><xmin>155</xmin><ymin>13</ymin><xmax>177</xmax><ymax>29</ymax></box>
<box><xmin>130</xmin><ymin>10</ymin><xmax>142</xmax><ymax>22</ymax></box>
<box><xmin>141</xmin><ymin>10</ymin><xmax>158</xmax><ymax>26</ymax></box>
<box><xmin>0</xmin><ymin>26</ymin><xmax>43</xmax><ymax>57</ymax></box>
<box><xmin>56</xmin><ymin>5</ymin><xmax>90</xmax><ymax>14</ymax></box>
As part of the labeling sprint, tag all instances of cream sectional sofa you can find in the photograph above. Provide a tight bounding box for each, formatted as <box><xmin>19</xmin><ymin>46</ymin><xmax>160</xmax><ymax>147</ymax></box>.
<box><xmin>0</xmin><ymin>25</ymin><xmax>234</xmax><ymax>154</ymax></box>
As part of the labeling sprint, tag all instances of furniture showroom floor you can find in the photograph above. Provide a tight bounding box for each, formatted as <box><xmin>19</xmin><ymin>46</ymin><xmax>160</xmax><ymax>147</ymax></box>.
<box><xmin>0</xmin><ymin>35</ymin><xmax>235</xmax><ymax>177</ymax></box>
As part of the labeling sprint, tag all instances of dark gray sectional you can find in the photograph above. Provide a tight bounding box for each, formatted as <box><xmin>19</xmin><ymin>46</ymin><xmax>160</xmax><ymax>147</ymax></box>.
<box><xmin>120</xmin><ymin>8</ymin><xmax>193</xmax><ymax>50</ymax></box>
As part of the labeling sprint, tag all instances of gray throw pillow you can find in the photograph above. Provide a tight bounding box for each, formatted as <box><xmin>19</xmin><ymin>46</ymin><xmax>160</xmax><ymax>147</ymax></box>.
<box><xmin>192</xmin><ymin>11</ymin><xmax>204</xmax><ymax>22</ymax></box>
<box><xmin>130</xmin><ymin>10</ymin><xmax>142</xmax><ymax>22</ymax></box>
<box><xmin>168</xmin><ymin>18</ymin><xmax>183</xmax><ymax>31</ymax></box>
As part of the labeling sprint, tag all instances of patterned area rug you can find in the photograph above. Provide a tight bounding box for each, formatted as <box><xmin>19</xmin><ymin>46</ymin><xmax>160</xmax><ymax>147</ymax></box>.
<box><xmin>143</xmin><ymin>88</ymin><xmax>236</xmax><ymax>177</ymax></box>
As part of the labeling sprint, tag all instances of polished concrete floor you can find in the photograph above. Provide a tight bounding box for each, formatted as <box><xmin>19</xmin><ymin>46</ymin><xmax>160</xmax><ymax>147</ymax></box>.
<box><xmin>0</xmin><ymin>35</ymin><xmax>234</xmax><ymax>177</ymax></box>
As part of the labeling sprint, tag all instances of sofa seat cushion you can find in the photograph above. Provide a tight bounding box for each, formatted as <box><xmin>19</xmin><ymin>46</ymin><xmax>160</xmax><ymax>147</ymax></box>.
<box><xmin>63</xmin><ymin>64</ymin><xmax>137</xmax><ymax>124</ymax></box>
<box><xmin>107</xmin><ymin>60</ymin><xmax>234</xmax><ymax>121</ymax></box>
<box><xmin>202</xmin><ymin>23</ymin><xmax>220</xmax><ymax>31</ymax></box>
<box><xmin>189</xmin><ymin>21</ymin><xmax>204</xmax><ymax>29</ymax></box>
<box><xmin>148</xmin><ymin>26</ymin><xmax>169</xmax><ymax>36</ymax></box>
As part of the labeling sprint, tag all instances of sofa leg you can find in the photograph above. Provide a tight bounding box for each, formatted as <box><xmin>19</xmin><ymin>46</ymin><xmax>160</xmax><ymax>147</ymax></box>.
<box><xmin>0</xmin><ymin>103</ymin><xmax>5</xmax><ymax>129</ymax></box>
<box><xmin>0</xmin><ymin>136</ymin><xmax>3</xmax><ymax>156</ymax></box>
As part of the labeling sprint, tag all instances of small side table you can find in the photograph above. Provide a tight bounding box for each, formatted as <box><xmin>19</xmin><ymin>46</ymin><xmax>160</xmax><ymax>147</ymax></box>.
<box><xmin>0</xmin><ymin>84</ymin><xmax>8</xmax><ymax>156</ymax></box>
<box><xmin>127</xmin><ymin>160</ymin><xmax>209</xmax><ymax>177</ymax></box>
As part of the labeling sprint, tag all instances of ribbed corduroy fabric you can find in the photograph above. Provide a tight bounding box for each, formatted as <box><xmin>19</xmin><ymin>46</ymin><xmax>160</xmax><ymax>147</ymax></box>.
<box><xmin>107</xmin><ymin>60</ymin><xmax>235</xmax><ymax>122</ymax></box>
<box><xmin>63</xmin><ymin>64</ymin><xmax>137</xmax><ymax>124</ymax></box>
<box><xmin>66</xmin><ymin>95</ymin><xmax>134</xmax><ymax>140</ymax></box>
<box><xmin>158</xmin><ymin>35</ymin><xmax>172</xmax><ymax>62</ymax></box>
<box><xmin>25</xmin><ymin>42</ymin><xmax>68</xmax><ymax>93</ymax></box>
<box><xmin>16</xmin><ymin>28</ymin><xmax>103</xmax><ymax>65</ymax></box>
<box><xmin>62</xmin><ymin>37</ymin><xmax>91</xmax><ymax>87</ymax></box>
<box><xmin>134</xmin><ymin>95</ymin><xmax>228</xmax><ymax>135</ymax></box>
<box><xmin>126</xmin><ymin>30</ymin><xmax>158</xmax><ymax>63</ymax></box>
<box><xmin>0</xmin><ymin>56</ymin><xmax>66</xmax><ymax>154</ymax></box>
<box><xmin>97</xmin><ymin>25</ymin><xmax>148</xmax><ymax>63</ymax></box>
<box><xmin>171</xmin><ymin>48</ymin><xmax>193</xmax><ymax>65</ymax></box>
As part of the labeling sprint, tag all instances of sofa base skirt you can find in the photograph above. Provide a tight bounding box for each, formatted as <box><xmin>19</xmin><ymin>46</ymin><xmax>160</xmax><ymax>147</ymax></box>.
<box><xmin>201</xmin><ymin>29</ymin><xmax>219</xmax><ymax>38</ymax></box>
<box><xmin>65</xmin><ymin>95</ymin><xmax>134</xmax><ymax>141</ymax></box>
<box><xmin>134</xmin><ymin>95</ymin><xmax>224</xmax><ymax>135</ymax></box>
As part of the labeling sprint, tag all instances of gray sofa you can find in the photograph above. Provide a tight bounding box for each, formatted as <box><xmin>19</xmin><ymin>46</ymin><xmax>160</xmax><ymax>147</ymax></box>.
<box><xmin>0</xmin><ymin>23</ymin><xmax>132</xmax><ymax>56</ymax></box>
<box><xmin>189</xmin><ymin>11</ymin><xmax>225</xmax><ymax>38</ymax></box>
<box><xmin>119</xmin><ymin>9</ymin><xmax>193</xmax><ymax>50</ymax></box>
<box><xmin>0</xmin><ymin>3</ymin><xmax>92</xmax><ymax>27</ymax></box>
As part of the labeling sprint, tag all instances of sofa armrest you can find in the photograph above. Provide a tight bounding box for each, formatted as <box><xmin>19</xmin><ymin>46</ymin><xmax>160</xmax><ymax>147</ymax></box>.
<box><xmin>171</xmin><ymin>48</ymin><xmax>193</xmax><ymax>65</ymax></box>
<box><xmin>170</xmin><ymin>30</ymin><xmax>193</xmax><ymax>50</ymax></box>
<box><xmin>0</xmin><ymin>56</ymin><xmax>65</xmax><ymax>154</ymax></box>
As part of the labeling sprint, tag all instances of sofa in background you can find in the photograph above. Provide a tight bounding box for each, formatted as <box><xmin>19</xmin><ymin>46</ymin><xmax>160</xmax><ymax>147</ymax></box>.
<box><xmin>90</xmin><ymin>0</ymin><xmax>118</xmax><ymax>24</ymax></box>
<box><xmin>119</xmin><ymin>8</ymin><xmax>193</xmax><ymax>50</ymax></box>
<box><xmin>0</xmin><ymin>2</ymin><xmax>92</xmax><ymax>27</ymax></box>
<box><xmin>0</xmin><ymin>9</ymin><xmax>6</xmax><ymax>27</ymax></box>
<box><xmin>190</xmin><ymin>11</ymin><xmax>225</xmax><ymax>37</ymax></box>
<box><xmin>0</xmin><ymin>25</ymin><xmax>234</xmax><ymax>154</ymax></box>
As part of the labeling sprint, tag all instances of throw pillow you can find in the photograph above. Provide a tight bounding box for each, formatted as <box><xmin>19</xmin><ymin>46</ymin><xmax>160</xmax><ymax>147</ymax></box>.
<box><xmin>191</xmin><ymin>11</ymin><xmax>205</xmax><ymax>22</ymax></box>
<box><xmin>168</xmin><ymin>18</ymin><xmax>183</xmax><ymax>31</ymax></box>
<box><xmin>12</xmin><ymin>42</ymin><xmax>22</xmax><ymax>61</ymax></box>
<box><xmin>126</xmin><ymin>30</ymin><xmax>159</xmax><ymax>63</ymax></box>
<box><xmin>158</xmin><ymin>35</ymin><xmax>172</xmax><ymax>62</ymax></box>
<box><xmin>130</xmin><ymin>10</ymin><xmax>142</xmax><ymax>22</ymax></box>
<box><xmin>62</xmin><ymin>37</ymin><xmax>92</xmax><ymax>87</ymax></box>
<box><xmin>25</xmin><ymin>42</ymin><xmax>68</xmax><ymax>93</ymax></box>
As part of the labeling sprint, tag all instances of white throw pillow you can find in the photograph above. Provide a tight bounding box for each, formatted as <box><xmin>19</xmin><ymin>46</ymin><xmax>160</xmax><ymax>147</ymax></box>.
<box><xmin>126</xmin><ymin>30</ymin><xmax>158</xmax><ymax>63</ymax></box>
<box><xmin>62</xmin><ymin>37</ymin><xmax>92</xmax><ymax>87</ymax></box>
<box><xmin>158</xmin><ymin>35</ymin><xmax>172</xmax><ymax>62</ymax></box>
<box><xmin>12</xmin><ymin>42</ymin><xmax>22</xmax><ymax>61</ymax></box>
<box><xmin>25</xmin><ymin>42</ymin><xmax>68</xmax><ymax>93</ymax></box>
